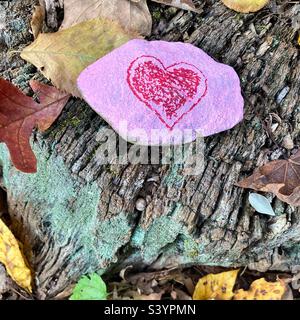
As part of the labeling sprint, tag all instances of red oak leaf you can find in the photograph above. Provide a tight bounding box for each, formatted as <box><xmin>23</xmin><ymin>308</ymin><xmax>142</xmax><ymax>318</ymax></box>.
<box><xmin>237</xmin><ymin>150</ymin><xmax>300</xmax><ymax>206</ymax></box>
<box><xmin>0</xmin><ymin>79</ymin><xmax>70</xmax><ymax>173</ymax></box>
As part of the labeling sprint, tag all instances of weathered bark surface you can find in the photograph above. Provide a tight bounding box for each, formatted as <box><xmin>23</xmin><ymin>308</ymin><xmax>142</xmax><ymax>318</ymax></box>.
<box><xmin>1</xmin><ymin>0</ymin><xmax>300</xmax><ymax>299</ymax></box>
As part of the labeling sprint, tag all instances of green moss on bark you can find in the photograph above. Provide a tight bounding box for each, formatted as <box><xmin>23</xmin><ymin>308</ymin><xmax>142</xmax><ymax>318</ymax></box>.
<box><xmin>0</xmin><ymin>143</ymin><xmax>131</xmax><ymax>273</ymax></box>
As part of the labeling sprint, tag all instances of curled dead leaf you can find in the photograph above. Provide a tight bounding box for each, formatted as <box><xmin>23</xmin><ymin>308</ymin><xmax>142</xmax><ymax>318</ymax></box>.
<box><xmin>237</xmin><ymin>150</ymin><xmax>300</xmax><ymax>206</ymax></box>
<box><xmin>221</xmin><ymin>0</ymin><xmax>269</xmax><ymax>13</ymax></box>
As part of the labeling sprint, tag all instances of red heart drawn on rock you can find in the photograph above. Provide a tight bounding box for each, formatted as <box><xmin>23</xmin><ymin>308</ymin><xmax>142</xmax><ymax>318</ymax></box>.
<box><xmin>127</xmin><ymin>55</ymin><xmax>208</xmax><ymax>129</ymax></box>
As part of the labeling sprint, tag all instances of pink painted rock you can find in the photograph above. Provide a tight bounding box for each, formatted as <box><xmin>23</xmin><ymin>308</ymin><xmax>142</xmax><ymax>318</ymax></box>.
<box><xmin>77</xmin><ymin>39</ymin><xmax>244</xmax><ymax>145</ymax></box>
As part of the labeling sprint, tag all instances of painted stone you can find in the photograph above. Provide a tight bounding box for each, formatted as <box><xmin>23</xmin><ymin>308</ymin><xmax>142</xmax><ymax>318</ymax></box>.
<box><xmin>77</xmin><ymin>39</ymin><xmax>244</xmax><ymax>145</ymax></box>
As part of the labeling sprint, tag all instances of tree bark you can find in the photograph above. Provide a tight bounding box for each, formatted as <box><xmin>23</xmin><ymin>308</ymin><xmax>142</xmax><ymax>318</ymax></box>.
<box><xmin>1</xmin><ymin>0</ymin><xmax>300</xmax><ymax>299</ymax></box>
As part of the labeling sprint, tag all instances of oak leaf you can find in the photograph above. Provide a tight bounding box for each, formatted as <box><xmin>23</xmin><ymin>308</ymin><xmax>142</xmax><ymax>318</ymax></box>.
<box><xmin>0</xmin><ymin>79</ymin><xmax>70</xmax><ymax>173</ymax></box>
<box><xmin>234</xmin><ymin>278</ymin><xmax>286</xmax><ymax>300</ymax></box>
<box><xmin>21</xmin><ymin>18</ymin><xmax>134</xmax><ymax>97</ymax></box>
<box><xmin>221</xmin><ymin>0</ymin><xmax>269</xmax><ymax>13</ymax></box>
<box><xmin>193</xmin><ymin>270</ymin><xmax>239</xmax><ymax>300</ymax></box>
<box><xmin>0</xmin><ymin>218</ymin><xmax>32</xmax><ymax>292</ymax></box>
<box><xmin>237</xmin><ymin>150</ymin><xmax>300</xmax><ymax>206</ymax></box>
<box><xmin>61</xmin><ymin>0</ymin><xmax>152</xmax><ymax>36</ymax></box>
<box><xmin>152</xmin><ymin>0</ymin><xmax>201</xmax><ymax>13</ymax></box>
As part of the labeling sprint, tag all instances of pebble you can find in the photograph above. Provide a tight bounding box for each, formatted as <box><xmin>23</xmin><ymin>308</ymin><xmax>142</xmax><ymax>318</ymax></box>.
<box><xmin>78</xmin><ymin>39</ymin><xmax>244</xmax><ymax>145</ymax></box>
<box><xmin>282</xmin><ymin>134</ymin><xmax>294</xmax><ymax>150</ymax></box>
<box><xmin>276</xmin><ymin>86</ymin><xmax>290</xmax><ymax>104</ymax></box>
<box><xmin>135</xmin><ymin>198</ymin><xmax>146</xmax><ymax>211</ymax></box>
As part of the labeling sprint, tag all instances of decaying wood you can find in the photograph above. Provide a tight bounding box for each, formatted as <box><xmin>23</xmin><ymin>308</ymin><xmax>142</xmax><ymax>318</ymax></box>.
<box><xmin>1</xmin><ymin>0</ymin><xmax>300</xmax><ymax>299</ymax></box>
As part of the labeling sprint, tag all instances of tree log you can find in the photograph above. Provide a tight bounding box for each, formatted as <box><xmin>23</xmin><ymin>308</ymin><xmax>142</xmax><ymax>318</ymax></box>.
<box><xmin>1</xmin><ymin>0</ymin><xmax>300</xmax><ymax>299</ymax></box>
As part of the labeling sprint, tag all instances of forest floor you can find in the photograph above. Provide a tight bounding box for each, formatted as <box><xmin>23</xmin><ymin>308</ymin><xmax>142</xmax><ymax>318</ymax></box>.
<box><xmin>1</xmin><ymin>0</ymin><xmax>300</xmax><ymax>300</ymax></box>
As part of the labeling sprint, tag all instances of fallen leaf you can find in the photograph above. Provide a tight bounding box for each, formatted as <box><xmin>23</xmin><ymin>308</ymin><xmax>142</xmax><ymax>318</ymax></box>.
<box><xmin>248</xmin><ymin>193</ymin><xmax>275</xmax><ymax>216</ymax></box>
<box><xmin>221</xmin><ymin>0</ymin><xmax>269</xmax><ymax>13</ymax></box>
<box><xmin>152</xmin><ymin>0</ymin><xmax>201</xmax><ymax>13</ymax></box>
<box><xmin>70</xmin><ymin>273</ymin><xmax>107</xmax><ymax>300</ymax></box>
<box><xmin>30</xmin><ymin>5</ymin><xmax>45</xmax><ymax>39</ymax></box>
<box><xmin>237</xmin><ymin>150</ymin><xmax>300</xmax><ymax>206</ymax></box>
<box><xmin>61</xmin><ymin>0</ymin><xmax>152</xmax><ymax>36</ymax></box>
<box><xmin>298</xmin><ymin>34</ymin><xmax>300</xmax><ymax>46</ymax></box>
<box><xmin>234</xmin><ymin>278</ymin><xmax>286</xmax><ymax>300</ymax></box>
<box><xmin>193</xmin><ymin>270</ymin><xmax>239</xmax><ymax>300</ymax></box>
<box><xmin>0</xmin><ymin>218</ymin><xmax>32</xmax><ymax>292</ymax></box>
<box><xmin>21</xmin><ymin>18</ymin><xmax>134</xmax><ymax>97</ymax></box>
<box><xmin>0</xmin><ymin>79</ymin><xmax>70</xmax><ymax>173</ymax></box>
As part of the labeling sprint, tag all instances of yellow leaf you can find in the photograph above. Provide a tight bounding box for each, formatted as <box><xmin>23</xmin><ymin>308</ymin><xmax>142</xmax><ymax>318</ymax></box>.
<box><xmin>221</xmin><ymin>0</ymin><xmax>269</xmax><ymax>13</ymax></box>
<box><xmin>298</xmin><ymin>34</ymin><xmax>300</xmax><ymax>46</ymax></box>
<box><xmin>0</xmin><ymin>218</ymin><xmax>32</xmax><ymax>292</ymax></box>
<box><xmin>193</xmin><ymin>270</ymin><xmax>239</xmax><ymax>300</ymax></box>
<box><xmin>234</xmin><ymin>278</ymin><xmax>286</xmax><ymax>300</ymax></box>
<box><xmin>21</xmin><ymin>18</ymin><xmax>134</xmax><ymax>97</ymax></box>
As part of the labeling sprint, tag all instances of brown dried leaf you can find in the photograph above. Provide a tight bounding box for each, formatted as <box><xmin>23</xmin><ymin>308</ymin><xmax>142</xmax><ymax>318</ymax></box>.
<box><xmin>237</xmin><ymin>150</ymin><xmax>300</xmax><ymax>206</ymax></box>
<box><xmin>30</xmin><ymin>5</ymin><xmax>45</xmax><ymax>39</ymax></box>
<box><xmin>61</xmin><ymin>0</ymin><xmax>152</xmax><ymax>36</ymax></box>
<box><xmin>0</xmin><ymin>79</ymin><xmax>70</xmax><ymax>173</ymax></box>
<box><xmin>152</xmin><ymin>0</ymin><xmax>200</xmax><ymax>13</ymax></box>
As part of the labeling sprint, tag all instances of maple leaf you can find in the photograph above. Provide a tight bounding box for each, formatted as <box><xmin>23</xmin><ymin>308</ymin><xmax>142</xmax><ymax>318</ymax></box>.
<box><xmin>0</xmin><ymin>218</ymin><xmax>32</xmax><ymax>292</ymax></box>
<box><xmin>152</xmin><ymin>0</ymin><xmax>200</xmax><ymax>13</ymax></box>
<box><xmin>61</xmin><ymin>0</ymin><xmax>152</xmax><ymax>36</ymax></box>
<box><xmin>21</xmin><ymin>18</ymin><xmax>133</xmax><ymax>97</ymax></box>
<box><xmin>237</xmin><ymin>150</ymin><xmax>300</xmax><ymax>206</ymax></box>
<box><xmin>221</xmin><ymin>0</ymin><xmax>269</xmax><ymax>13</ymax></box>
<box><xmin>0</xmin><ymin>79</ymin><xmax>70</xmax><ymax>173</ymax></box>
